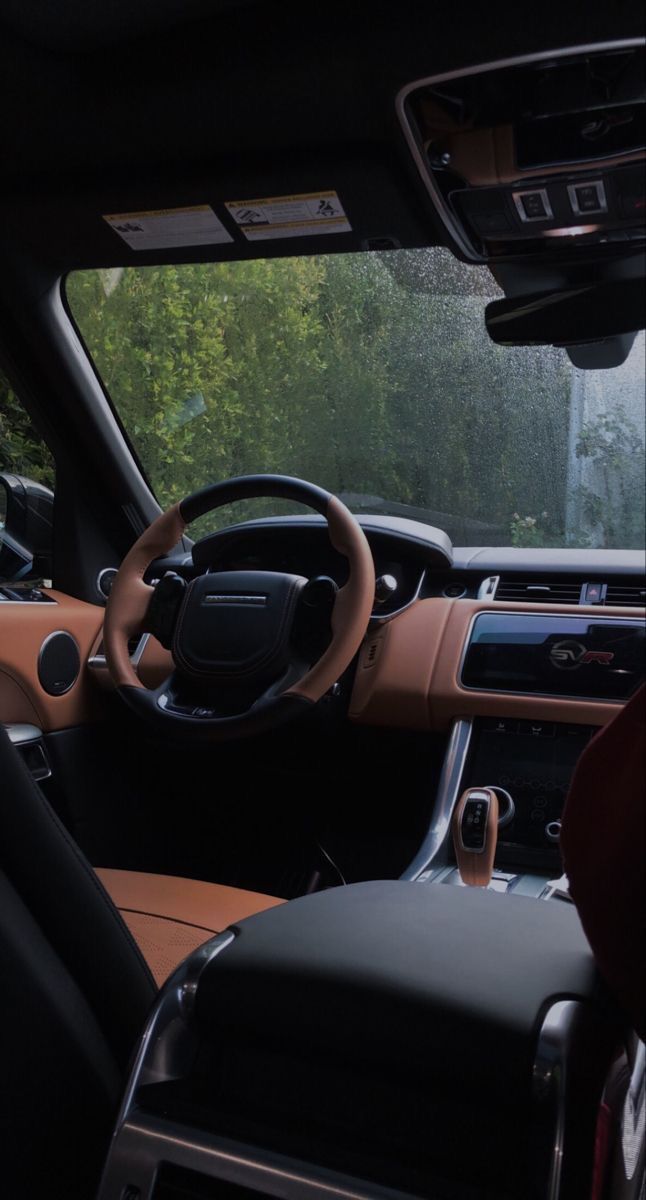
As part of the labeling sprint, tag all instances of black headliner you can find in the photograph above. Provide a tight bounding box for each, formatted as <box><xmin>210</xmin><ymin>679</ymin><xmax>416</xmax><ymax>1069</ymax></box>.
<box><xmin>0</xmin><ymin>2</ymin><xmax>643</xmax><ymax>586</ymax></box>
<box><xmin>0</xmin><ymin>1</ymin><xmax>644</xmax><ymax>273</ymax></box>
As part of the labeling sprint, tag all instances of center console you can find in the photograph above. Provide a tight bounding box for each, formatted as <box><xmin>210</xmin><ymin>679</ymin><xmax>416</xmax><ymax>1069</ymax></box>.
<box><xmin>96</xmin><ymin>601</ymin><xmax>644</xmax><ymax>1199</ymax></box>
<box><xmin>402</xmin><ymin>713</ymin><xmax>600</xmax><ymax>898</ymax></box>
<box><xmin>98</xmin><ymin>881</ymin><xmax>614</xmax><ymax>1200</ymax></box>
<box><xmin>462</xmin><ymin>715</ymin><xmax>595</xmax><ymax>868</ymax></box>
<box><xmin>398</xmin><ymin>710</ymin><xmax>600</xmax><ymax>902</ymax></box>
<box><xmin>401</xmin><ymin>605</ymin><xmax>645</xmax><ymax>893</ymax></box>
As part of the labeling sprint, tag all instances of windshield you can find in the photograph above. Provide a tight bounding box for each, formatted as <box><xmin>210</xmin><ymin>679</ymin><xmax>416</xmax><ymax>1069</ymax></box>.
<box><xmin>66</xmin><ymin>249</ymin><xmax>645</xmax><ymax>548</ymax></box>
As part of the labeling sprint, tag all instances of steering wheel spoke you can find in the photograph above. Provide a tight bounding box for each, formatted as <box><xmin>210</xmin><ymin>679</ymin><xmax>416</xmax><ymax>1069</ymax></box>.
<box><xmin>143</xmin><ymin>571</ymin><xmax>187</xmax><ymax>649</ymax></box>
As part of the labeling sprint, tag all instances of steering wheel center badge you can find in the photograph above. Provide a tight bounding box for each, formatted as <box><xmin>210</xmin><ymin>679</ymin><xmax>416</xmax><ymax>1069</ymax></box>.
<box><xmin>549</xmin><ymin>639</ymin><xmax>615</xmax><ymax>670</ymax></box>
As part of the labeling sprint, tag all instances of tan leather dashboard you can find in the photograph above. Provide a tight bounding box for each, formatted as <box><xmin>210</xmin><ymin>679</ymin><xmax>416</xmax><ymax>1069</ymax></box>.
<box><xmin>0</xmin><ymin>585</ymin><xmax>173</xmax><ymax>730</ymax></box>
<box><xmin>0</xmin><ymin>589</ymin><xmax>104</xmax><ymax>730</ymax></box>
<box><xmin>349</xmin><ymin>597</ymin><xmax>645</xmax><ymax>731</ymax></box>
<box><xmin>4</xmin><ymin>588</ymin><xmax>639</xmax><ymax>735</ymax></box>
<box><xmin>83</xmin><ymin>593</ymin><xmax>644</xmax><ymax>733</ymax></box>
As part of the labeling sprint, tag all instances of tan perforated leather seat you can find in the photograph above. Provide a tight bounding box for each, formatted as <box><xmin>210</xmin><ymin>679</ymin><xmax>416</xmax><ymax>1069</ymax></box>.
<box><xmin>95</xmin><ymin>867</ymin><xmax>284</xmax><ymax>987</ymax></box>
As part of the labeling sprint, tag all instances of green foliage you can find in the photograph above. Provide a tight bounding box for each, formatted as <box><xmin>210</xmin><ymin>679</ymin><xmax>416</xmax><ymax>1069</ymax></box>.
<box><xmin>66</xmin><ymin>251</ymin><xmax>575</xmax><ymax>542</ymax></box>
<box><xmin>0</xmin><ymin>378</ymin><xmax>55</xmax><ymax>488</ymax></box>
<box><xmin>3</xmin><ymin>252</ymin><xmax>643</xmax><ymax>554</ymax></box>
<box><xmin>510</xmin><ymin>511</ymin><xmax>556</xmax><ymax>547</ymax></box>
<box><xmin>575</xmin><ymin>406</ymin><xmax>646</xmax><ymax>549</ymax></box>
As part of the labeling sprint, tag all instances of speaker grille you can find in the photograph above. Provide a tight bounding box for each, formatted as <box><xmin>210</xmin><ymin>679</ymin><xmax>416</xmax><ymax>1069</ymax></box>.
<box><xmin>37</xmin><ymin>631</ymin><xmax>80</xmax><ymax>696</ymax></box>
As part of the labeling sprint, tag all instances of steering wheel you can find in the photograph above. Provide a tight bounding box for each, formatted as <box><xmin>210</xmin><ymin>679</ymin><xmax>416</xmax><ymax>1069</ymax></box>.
<box><xmin>103</xmin><ymin>475</ymin><xmax>375</xmax><ymax>740</ymax></box>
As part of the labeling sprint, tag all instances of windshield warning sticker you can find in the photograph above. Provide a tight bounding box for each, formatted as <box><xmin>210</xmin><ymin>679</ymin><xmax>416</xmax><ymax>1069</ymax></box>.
<box><xmin>103</xmin><ymin>205</ymin><xmax>233</xmax><ymax>250</ymax></box>
<box><xmin>225</xmin><ymin>191</ymin><xmax>351</xmax><ymax>241</ymax></box>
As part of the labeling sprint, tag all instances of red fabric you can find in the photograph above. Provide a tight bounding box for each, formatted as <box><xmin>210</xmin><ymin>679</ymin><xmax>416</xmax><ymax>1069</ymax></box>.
<box><xmin>560</xmin><ymin>684</ymin><xmax>646</xmax><ymax>1038</ymax></box>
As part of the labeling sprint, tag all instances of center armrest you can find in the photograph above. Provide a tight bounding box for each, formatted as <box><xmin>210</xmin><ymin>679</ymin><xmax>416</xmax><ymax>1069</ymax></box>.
<box><xmin>195</xmin><ymin>880</ymin><xmax>598</xmax><ymax>1097</ymax></box>
<box><xmin>100</xmin><ymin>880</ymin><xmax>618</xmax><ymax>1200</ymax></box>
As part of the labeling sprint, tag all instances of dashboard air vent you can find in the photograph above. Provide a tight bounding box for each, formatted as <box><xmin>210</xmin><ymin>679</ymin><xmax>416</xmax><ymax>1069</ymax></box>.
<box><xmin>604</xmin><ymin>582</ymin><xmax>646</xmax><ymax>608</ymax></box>
<box><xmin>495</xmin><ymin>578</ymin><xmax>584</xmax><ymax>605</ymax></box>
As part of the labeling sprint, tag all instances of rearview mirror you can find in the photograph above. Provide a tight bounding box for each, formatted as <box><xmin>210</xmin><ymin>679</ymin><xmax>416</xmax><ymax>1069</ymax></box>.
<box><xmin>0</xmin><ymin>472</ymin><xmax>54</xmax><ymax>581</ymax></box>
<box><xmin>485</xmin><ymin>277</ymin><xmax>646</xmax><ymax>352</ymax></box>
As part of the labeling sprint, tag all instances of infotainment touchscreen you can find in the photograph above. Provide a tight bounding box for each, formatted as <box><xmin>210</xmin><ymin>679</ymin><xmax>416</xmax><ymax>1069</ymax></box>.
<box><xmin>461</xmin><ymin>612</ymin><xmax>645</xmax><ymax>701</ymax></box>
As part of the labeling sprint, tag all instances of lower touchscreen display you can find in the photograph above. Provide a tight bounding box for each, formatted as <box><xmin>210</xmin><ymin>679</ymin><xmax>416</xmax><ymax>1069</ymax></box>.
<box><xmin>461</xmin><ymin>612</ymin><xmax>645</xmax><ymax>700</ymax></box>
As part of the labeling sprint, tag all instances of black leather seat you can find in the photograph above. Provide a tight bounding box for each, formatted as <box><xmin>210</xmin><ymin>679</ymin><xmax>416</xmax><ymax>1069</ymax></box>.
<box><xmin>0</xmin><ymin>723</ymin><xmax>157</xmax><ymax>1199</ymax></box>
<box><xmin>0</xmin><ymin>719</ymin><xmax>289</xmax><ymax>1196</ymax></box>
<box><xmin>0</xmin><ymin>720</ymin><xmax>285</xmax><ymax>1197</ymax></box>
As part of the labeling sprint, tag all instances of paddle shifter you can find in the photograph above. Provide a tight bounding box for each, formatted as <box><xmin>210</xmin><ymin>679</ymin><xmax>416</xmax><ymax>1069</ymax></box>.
<box><xmin>453</xmin><ymin>788</ymin><xmax>499</xmax><ymax>887</ymax></box>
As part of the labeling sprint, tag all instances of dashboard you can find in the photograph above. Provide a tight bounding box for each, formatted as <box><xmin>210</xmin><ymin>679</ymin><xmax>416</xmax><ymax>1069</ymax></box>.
<box><xmin>187</xmin><ymin>512</ymin><xmax>646</xmax><ymax>611</ymax></box>
<box><xmin>152</xmin><ymin>513</ymin><xmax>646</xmax><ymax>729</ymax></box>
<box><xmin>151</xmin><ymin>513</ymin><xmax>646</xmax><ymax>877</ymax></box>
<box><xmin>189</xmin><ymin>514</ymin><xmax>452</xmax><ymax>619</ymax></box>
<box><xmin>3</xmin><ymin>513</ymin><xmax>639</xmax><ymax>740</ymax></box>
<box><xmin>1</xmin><ymin>511</ymin><xmax>644</xmax><ymax>888</ymax></box>
<box><xmin>3</xmin><ymin>513</ymin><xmax>642</xmax><ymax>846</ymax></box>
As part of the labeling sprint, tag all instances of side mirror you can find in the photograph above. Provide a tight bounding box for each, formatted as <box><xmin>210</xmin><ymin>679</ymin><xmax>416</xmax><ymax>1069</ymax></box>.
<box><xmin>0</xmin><ymin>472</ymin><xmax>54</xmax><ymax>582</ymax></box>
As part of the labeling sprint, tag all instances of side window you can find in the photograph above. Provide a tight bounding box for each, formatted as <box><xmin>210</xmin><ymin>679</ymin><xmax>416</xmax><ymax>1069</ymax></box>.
<box><xmin>0</xmin><ymin>369</ymin><xmax>55</xmax><ymax>582</ymax></box>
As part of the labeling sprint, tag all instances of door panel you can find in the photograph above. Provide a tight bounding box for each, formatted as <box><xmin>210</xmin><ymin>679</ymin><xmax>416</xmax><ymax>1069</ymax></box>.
<box><xmin>0</xmin><ymin>589</ymin><xmax>104</xmax><ymax>729</ymax></box>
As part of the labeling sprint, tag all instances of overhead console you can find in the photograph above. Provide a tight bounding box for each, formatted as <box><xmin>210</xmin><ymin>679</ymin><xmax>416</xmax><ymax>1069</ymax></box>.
<box><xmin>398</xmin><ymin>41</ymin><xmax>645</xmax><ymax>262</ymax></box>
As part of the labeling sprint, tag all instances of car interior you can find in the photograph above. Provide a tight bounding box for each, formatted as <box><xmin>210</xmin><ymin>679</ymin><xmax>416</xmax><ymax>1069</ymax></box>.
<box><xmin>0</xmin><ymin>3</ymin><xmax>644</xmax><ymax>1199</ymax></box>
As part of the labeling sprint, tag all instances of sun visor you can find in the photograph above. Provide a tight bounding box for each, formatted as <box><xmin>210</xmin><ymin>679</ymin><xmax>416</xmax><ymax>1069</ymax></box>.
<box><xmin>0</xmin><ymin>153</ymin><xmax>433</xmax><ymax>274</ymax></box>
